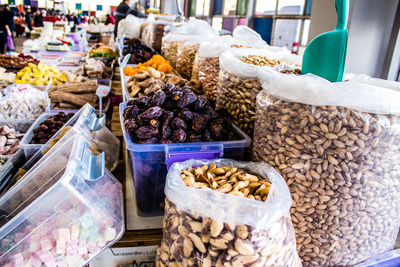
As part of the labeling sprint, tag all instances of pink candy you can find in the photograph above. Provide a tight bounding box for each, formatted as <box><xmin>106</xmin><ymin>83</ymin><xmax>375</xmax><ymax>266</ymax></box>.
<box><xmin>27</xmin><ymin>256</ymin><xmax>42</xmax><ymax>267</ymax></box>
<box><xmin>56</xmin><ymin>240</ymin><xmax>66</xmax><ymax>255</ymax></box>
<box><xmin>40</xmin><ymin>239</ymin><xmax>53</xmax><ymax>251</ymax></box>
<box><xmin>55</xmin><ymin>228</ymin><xmax>70</xmax><ymax>242</ymax></box>
<box><xmin>11</xmin><ymin>253</ymin><xmax>23</xmax><ymax>266</ymax></box>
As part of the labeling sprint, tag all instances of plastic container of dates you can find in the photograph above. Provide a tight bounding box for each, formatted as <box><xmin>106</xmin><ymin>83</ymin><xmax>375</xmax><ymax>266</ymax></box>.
<box><xmin>19</xmin><ymin>111</ymin><xmax>78</xmax><ymax>160</ymax></box>
<box><xmin>0</xmin><ymin>134</ymin><xmax>124</xmax><ymax>267</ymax></box>
<box><xmin>119</xmin><ymin>102</ymin><xmax>251</xmax><ymax>217</ymax></box>
<box><xmin>18</xmin><ymin>104</ymin><xmax>120</xmax><ymax>180</ymax></box>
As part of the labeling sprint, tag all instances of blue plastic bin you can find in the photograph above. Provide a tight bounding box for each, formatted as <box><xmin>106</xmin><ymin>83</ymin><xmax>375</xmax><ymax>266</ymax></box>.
<box><xmin>120</xmin><ymin>103</ymin><xmax>251</xmax><ymax>216</ymax></box>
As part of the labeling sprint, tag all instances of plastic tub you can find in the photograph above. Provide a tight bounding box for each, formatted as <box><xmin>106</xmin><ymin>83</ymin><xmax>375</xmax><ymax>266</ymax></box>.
<box><xmin>119</xmin><ymin>102</ymin><xmax>251</xmax><ymax>216</ymax></box>
<box><xmin>0</xmin><ymin>134</ymin><xmax>124</xmax><ymax>266</ymax></box>
<box><xmin>19</xmin><ymin>111</ymin><xmax>78</xmax><ymax>159</ymax></box>
<box><xmin>0</xmin><ymin>118</ymin><xmax>36</xmax><ymax>134</ymax></box>
<box><xmin>22</xmin><ymin>104</ymin><xmax>120</xmax><ymax>176</ymax></box>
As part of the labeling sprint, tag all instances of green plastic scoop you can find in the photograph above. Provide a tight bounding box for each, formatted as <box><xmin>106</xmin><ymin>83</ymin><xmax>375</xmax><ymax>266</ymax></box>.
<box><xmin>301</xmin><ymin>0</ymin><xmax>349</xmax><ymax>82</ymax></box>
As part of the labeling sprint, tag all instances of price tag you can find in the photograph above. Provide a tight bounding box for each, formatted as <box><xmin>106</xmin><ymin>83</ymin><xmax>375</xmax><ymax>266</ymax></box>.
<box><xmin>96</xmin><ymin>85</ymin><xmax>110</xmax><ymax>97</ymax></box>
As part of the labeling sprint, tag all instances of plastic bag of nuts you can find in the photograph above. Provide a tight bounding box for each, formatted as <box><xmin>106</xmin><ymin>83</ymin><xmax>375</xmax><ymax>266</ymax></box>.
<box><xmin>192</xmin><ymin>40</ymin><xmax>230</xmax><ymax>101</ymax></box>
<box><xmin>252</xmin><ymin>70</ymin><xmax>400</xmax><ymax>266</ymax></box>
<box><xmin>161</xmin><ymin>34</ymin><xmax>196</xmax><ymax>69</ymax></box>
<box><xmin>176</xmin><ymin>39</ymin><xmax>202</xmax><ymax>80</ymax></box>
<box><xmin>216</xmin><ymin>48</ymin><xmax>300</xmax><ymax>136</ymax></box>
<box><xmin>156</xmin><ymin>159</ymin><xmax>301</xmax><ymax>267</ymax></box>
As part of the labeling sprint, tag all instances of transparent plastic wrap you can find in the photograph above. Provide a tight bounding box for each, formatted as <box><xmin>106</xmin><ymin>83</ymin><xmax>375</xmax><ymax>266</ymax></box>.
<box><xmin>216</xmin><ymin>48</ymin><xmax>301</xmax><ymax>136</ymax></box>
<box><xmin>161</xmin><ymin>34</ymin><xmax>197</xmax><ymax>69</ymax></box>
<box><xmin>0</xmin><ymin>134</ymin><xmax>124</xmax><ymax>267</ymax></box>
<box><xmin>117</xmin><ymin>14</ymin><xmax>140</xmax><ymax>39</ymax></box>
<box><xmin>192</xmin><ymin>40</ymin><xmax>230</xmax><ymax>101</ymax></box>
<box><xmin>20</xmin><ymin>104</ymin><xmax>120</xmax><ymax>177</ymax></box>
<box><xmin>176</xmin><ymin>40</ymin><xmax>201</xmax><ymax>80</ymax></box>
<box><xmin>231</xmin><ymin>25</ymin><xmax>268</xmax><ymax>49</ymax></box>
<box><xmin>150</xmin><ymin>22</ymin><xmax>171</xmax><ymax>53</ymax></box>
<box><xmin>162</xmin><ymin>19</ymin><xmax>218</xmax><ymax>69</ymax></box>
<box><xmin>156</xmin><ymin>159</ymin><xmax>301</xmax><ymax>267</ymax></box>
<box><xmin>252</xmin><ymin>70</ymin><xmax>400</xmax><ymax>266</ymax></box>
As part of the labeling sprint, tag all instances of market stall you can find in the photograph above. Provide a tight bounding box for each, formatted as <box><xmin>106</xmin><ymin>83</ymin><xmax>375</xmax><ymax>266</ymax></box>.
<box><xmin>0</xmin><ymin>7</ymin><xmax>399</xmax><ymax>267</ymax></box>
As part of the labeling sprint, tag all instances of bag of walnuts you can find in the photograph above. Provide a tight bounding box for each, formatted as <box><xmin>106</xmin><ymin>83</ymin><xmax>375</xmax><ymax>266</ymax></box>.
<box><xmin>216</xmin><ymin>48</ymin><xmax>301</xmax><ymax>136</ymax></box>
<box><xmin>176</xmin><ymin>38</ymin><xmax>203</xmax><ymax>80</ymax></box>
<box><xmin>252</xmin><ymin>70</ymin><xmax>400</xmax><ymax>266</ymax></box>
<box><xmin>156</xmin><ymin>159</ymin><xmax>301</xmax><ymax>267</ymax></box>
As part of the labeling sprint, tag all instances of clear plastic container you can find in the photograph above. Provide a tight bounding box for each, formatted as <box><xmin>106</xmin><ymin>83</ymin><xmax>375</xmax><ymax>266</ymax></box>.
<box><xmin>19</xmin><ymin>111</ymin><xmax>78</xmax><ymax>160</ymax></box>
<box><xmin>0</xmin><ymin>157</ymin><xmax>12</xmax><ymax>184</ymax></box>
<box><xmin>0</xmin><ymin>119</ymin><xmax>36</xmax><ymax>134</ymax></box>
<box><xmin>119</xmin><ymin>102</ymin><xmax>251</xmax><ymax>216</ymax></box>
<box><xmin>0</xmin><ymin>134</ymin><xmax>124</xmax><ymax>267</ymax></box>
<box><xmin>20</xmin><ymin>104</ymin><xmax>120</xmax><ymax>176</ymax></box>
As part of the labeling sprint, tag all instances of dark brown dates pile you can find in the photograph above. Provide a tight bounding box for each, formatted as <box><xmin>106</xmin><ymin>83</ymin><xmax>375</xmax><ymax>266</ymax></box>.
<box><xmin>123</xmin><ymin>83</ymin><xmax>237</xmax><ymax>144</ymax></box>
<box><xmin>30</xmin><ymin>112</ymin><xmax>75</xmax><ymax>144</ymax></box>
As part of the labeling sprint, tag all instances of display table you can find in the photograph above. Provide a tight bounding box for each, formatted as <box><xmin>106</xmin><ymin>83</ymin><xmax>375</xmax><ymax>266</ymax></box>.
<box><xmin>109</xmin><ymin>71</ymin><xmax>163</xmax><ymax>250</ymax></box>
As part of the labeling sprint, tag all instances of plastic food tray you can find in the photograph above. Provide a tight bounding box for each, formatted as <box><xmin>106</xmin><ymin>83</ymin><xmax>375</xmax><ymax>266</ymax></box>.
<box><xmin>18</xmin><ymin>104</ymin><xmax>120</xmax><ymax>180</ymax></box>
<box><xmin>119</xmin><ymin>102</ymin><xmax>251</xmax><ymax>216</ymax></box>
<box><xmin>0</xmin><ymin>119</ymin><xmax>36</xmax><ymax>134</ymax></box>
<box><xmin>19</xmin><ymin>111</ymin><xmax>78</xmax><ymax>159</ymax></box>
<box><xmin>0</xmin><ymin>134</ymin><xmax>124</xmax><ymax>266</ymax></box>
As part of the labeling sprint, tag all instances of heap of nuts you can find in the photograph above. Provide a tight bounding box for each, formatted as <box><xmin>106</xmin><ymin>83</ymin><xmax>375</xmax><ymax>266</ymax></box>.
<box><xmin>180</xmin><ymin>163</ymin><xmax>271</xmax><ymax>201</ymax></box>
<box><xmin>30</xmin><ymin>112</ymin><xmax>74</xmax><ymax>144</ymax></box>
<box><xmin>216</xmin><ymin>69</ymin><xmax>260</xmax><ymax>136</ymax></box>
<box><xmin>156</xmin><ymin>163</ymin><xmax>301</xmax><ymax>267</ymax></box>
<box><xmin>195</xmin><ymin>57</ymin><xmax>219</xmax><ymax>101</ymax></box>
<box><xmin>252</xmin><ymin>90</ymin><xmax>400</xmax><ymax>266</ymax></box>
<box><xmin>239</xmin><ymin>55</ymin><xmax>301</xmax><ymax>75</ymax></box>
<box><xmin>176</xmin><ymin>43</ymin><xmax>200</xmax><ymax>80</ymax></box>
<box><xmin>161</xmin><ymin>41</ymin><xmax>183</xmax><ymax>69</ymax></box>
<box><xmin>127</xmin><ymin>67</ymin><xmax>191</xmax><ymax>98</ymax></box>
<box><xmin>217</xmin><ymin>55</ymin><xmax>301</xmax><ymax>136</ymax></box>
<box><xmin>123</xmin><ymin>84</ymin><xmax>239</xmax><ymax>144</ymax></box>
<box><xmin>238</xmin><ymin>55</ymin><xmax>282</xmax><ymax>67</ymax></box>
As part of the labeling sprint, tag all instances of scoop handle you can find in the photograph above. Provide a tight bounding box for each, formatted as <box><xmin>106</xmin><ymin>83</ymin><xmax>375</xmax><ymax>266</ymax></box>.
<box><xmin>335</xmin><ymin>0</ymin><xmax>350</xmax><ymax>30</ymax></box>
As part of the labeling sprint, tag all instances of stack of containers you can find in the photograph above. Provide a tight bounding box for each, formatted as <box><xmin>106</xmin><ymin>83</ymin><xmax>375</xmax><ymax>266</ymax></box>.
<box><xmin>0</xmin><ymin>133</ymin><xmax>124</xmax><ymax>266</ymax></box>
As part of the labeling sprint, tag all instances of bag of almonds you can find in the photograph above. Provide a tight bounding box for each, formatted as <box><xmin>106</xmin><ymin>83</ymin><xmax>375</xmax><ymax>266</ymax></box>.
<box><xmin>216</xmin><ymin>48</ymin><xmax>301</xmax><ymax>136</ymax></box>
<box><xmin>253</xmin><ymin>70</ymin><xmax>400</xmax><ymax>266</ymax></box>
<box><xmin>156</xmin><ymin>159</ymin><xmax>301</xmax><ymax>267</ymax></box>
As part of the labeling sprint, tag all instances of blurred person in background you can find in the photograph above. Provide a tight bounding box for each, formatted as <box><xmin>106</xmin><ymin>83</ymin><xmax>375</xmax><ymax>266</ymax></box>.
<box><xmin>105</xmin><ymin>13</ymin><xmax>115</xmax><ymax>25</ymax></box>
<box><xmin>25</xmin><ymin>7</ymin><xmax>33</xmax><ymax>36</ymax></box>
<box><xmin>0</xmin><ymin>5</ymin><xmax>9</xmax><ymax>53</ymax></box>
<box><xmin>3</xmin><ymin>5</ymin><xmax>15</xmax><ymax>35</ymax></box>
<box><xmin>34</xmin><ymin>10</ymin><xmax>44</xmax><ymax>27</ymax></box>
<box><xmin>114</xmin><ymin>0</ymin><xmax>145</xmax><ymax>38</ymax></box>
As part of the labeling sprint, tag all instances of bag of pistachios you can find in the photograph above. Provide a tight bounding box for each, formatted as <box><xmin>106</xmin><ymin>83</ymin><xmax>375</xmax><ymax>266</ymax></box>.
<box><xmin>156</xmin><ymin>159</ymin><xmax>301</xmax><ymax>267</ymax></box>
<box><xmin>253</xmin><ymin>69</ymin><xmax>400</xmax><ymax>266</ymax></box>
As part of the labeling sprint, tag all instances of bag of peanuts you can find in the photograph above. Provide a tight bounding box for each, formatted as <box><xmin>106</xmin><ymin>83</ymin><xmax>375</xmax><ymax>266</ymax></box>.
<box><xmin>156</xmin><ymin>159</ymin><xmax>302</xmax><ymax>267</ymax></box>
<box><xmin>216</xmin><ymin>48</ymin><xmax>301</xmax><ymax>136</ymax></box>
<box><xmin>252</xmin><ymin>69</ymin><xmax>400</xmax><ymax>266</ymax></box>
